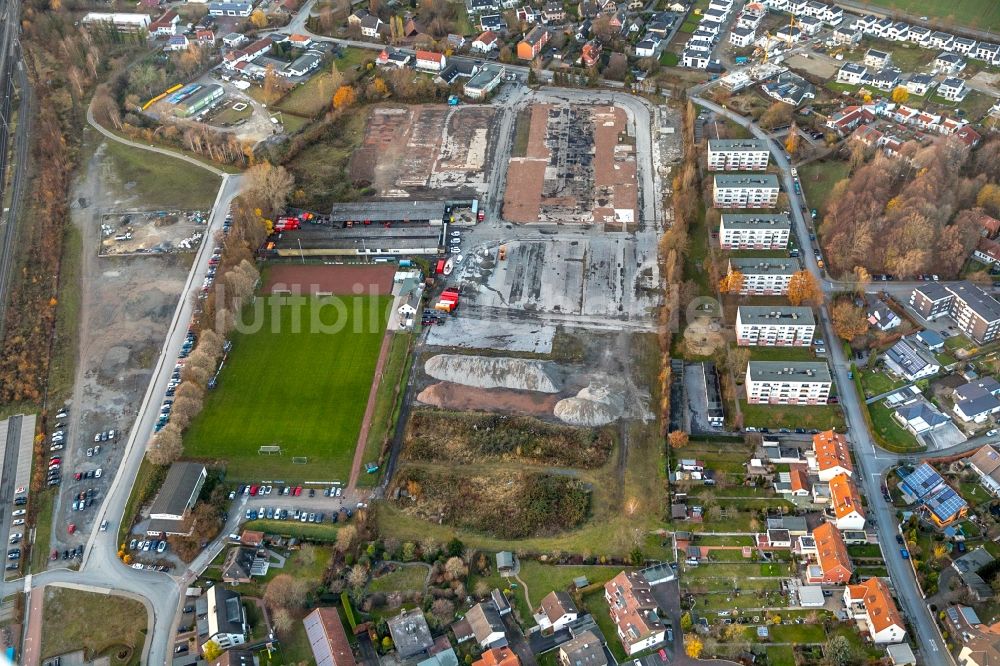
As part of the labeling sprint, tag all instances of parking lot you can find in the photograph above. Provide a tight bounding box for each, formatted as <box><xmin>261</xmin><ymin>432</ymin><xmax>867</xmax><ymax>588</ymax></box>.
<box><xmin>0</xmin><ymin>415</ymin><xmax>34</xmax><ymax>579</ymax></box>
<box><xmin>98</xmin><ymin>210</ymin><xmax>209</xmax><ymax>256</ymax></box>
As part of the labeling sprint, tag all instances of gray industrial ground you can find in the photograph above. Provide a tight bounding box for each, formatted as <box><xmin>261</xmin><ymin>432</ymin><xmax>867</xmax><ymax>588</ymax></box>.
<box><xmin>47</xmin><ymin>135</ymin><xmax>204</xmax><ymax>562</ymax></box>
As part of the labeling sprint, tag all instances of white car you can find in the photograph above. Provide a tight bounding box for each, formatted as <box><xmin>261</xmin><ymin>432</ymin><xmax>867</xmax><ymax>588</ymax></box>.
<box><xmin>157</xmin><ymin>540</ymin><xmax>167</xmax><ymax>553</ymax></box>
<box><xmin>12</xmin><ymin>520</ymin><xmax>24</xmax><ymax>527</ymax></box>
<box><xmin>11</xmin><ymin>510</ymin><xmax>25</xmax><ymax>517</ymax></box>
<box><xmin>100</xmin><ymin>520</ymin><xmax>109</xmax><ymax>532</ymax></box>
<box><xmin>95</xmin><ymin>468</ymin><xmax>103</xmax><ymax>478</ymax></box>
<box><xmin>86</xmin><ymin>448</ymin><xmax>93</xmax><ymax>457</ymax></box>
<box><xmin>988</xmin><ymin>429</ymin><xmax>998</xmax><ymax>437</ymax></box>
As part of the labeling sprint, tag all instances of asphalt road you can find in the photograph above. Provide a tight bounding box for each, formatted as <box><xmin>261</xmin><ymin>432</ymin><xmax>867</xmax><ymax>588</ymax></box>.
<box><xmin>692</xmin><ymin>94</ymin><xmax>951</xmax><ymax>666</ymax></box>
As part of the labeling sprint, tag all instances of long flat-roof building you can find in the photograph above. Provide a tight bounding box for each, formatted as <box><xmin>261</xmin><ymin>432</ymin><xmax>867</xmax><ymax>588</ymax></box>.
<box><xmin>727</xmin><ymin>257</ymin><xmax>799</xmax><ymax>295</ymax></box>
<box><xmin>713</xmin><ymin>174</ymin><xmax>780</xmax><ymax>208</ymax></box>
<box><xmin>147</xmin><ymin>462</ymin><xmax>206</xmax><ymax>536</ymax></box>
<box><xmin>719</xmin><ymin>212</ymin><xmax>791</xmax><ymax>249</ymax></box>
<box><xmin>707</xmin><ymin>139</ymin><xmax>771</xmax><ymax>171</ymax></box>
<box><xmin>746</xmin><ymin>361</ymin><xmax>832</xmax><ymax>405</ymax></box>
<box><xmin>82</xmin><ymin>12</ymin><xmax>152</xmax><ymax>31</ymax></box>
<box><xmin>910</xmin><ymin>282</ymin><xmax>1000</xmax><ymax>343</ymax></box>
<box><xmin>736</xmin><ymin>306</ymin><xmax>815</xmax><ymax>346</ymax></box>
<box><xmin>175</xmin><ymin>84</ymin><xmax>224</xmax><ymax>117</ymax></box>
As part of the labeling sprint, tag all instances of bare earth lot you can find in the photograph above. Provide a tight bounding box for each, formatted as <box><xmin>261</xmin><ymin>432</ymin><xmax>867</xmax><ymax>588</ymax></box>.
<box><xmin>348</xmin><ymin>105</ymin><xmax>498</xmax><ymax>198</ymax></box>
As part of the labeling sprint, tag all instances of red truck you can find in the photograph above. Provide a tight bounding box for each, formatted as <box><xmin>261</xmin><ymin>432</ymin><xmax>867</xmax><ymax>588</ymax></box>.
<box><xmin>274</xmin><ymin>217</ymin><xmax>301</xmax><ymax>232</ymax></box>
<box><xmin>435</xmin><ymin>259</ymin><xmax>447</xmax><ymax>274</ymax></box>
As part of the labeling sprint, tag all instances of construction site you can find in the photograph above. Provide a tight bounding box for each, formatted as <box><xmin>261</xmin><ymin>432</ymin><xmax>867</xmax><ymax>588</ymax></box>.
<box><xmin>504</xmin><ymin>104</ymin><xmax>638</xmax><ymax>227</ymax></box>
<box><xmin>348</xmin><ymin>105</ymin><xmax>498</xmax><ymax>199</ymax></box>
<box><xmin>98</xmin><ymin>210</ymin><xmax>209</xmax><ymax>256</ymax></box>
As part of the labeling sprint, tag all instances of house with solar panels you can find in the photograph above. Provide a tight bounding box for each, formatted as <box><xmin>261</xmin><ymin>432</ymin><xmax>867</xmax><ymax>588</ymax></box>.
<box><xmin>899</xmin><ymin>462</ymin><xmax>969</xmax><ymax>528</ymax></box>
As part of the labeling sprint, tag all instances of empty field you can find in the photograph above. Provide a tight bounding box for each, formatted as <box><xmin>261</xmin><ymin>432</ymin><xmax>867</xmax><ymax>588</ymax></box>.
<box><xmin>864</xmin><ymin>0</ymin><xmax>1000</xmax><ymax>31</ymax></box>
<box><xmin>41</xmin><ymin>587</ymin><xmax>147</xmax><ymax>662</ymax></box>
<box><xmin>183</xmin><ymin>294</ymin><xmax>391</xmax><ymax>481</ymax></box>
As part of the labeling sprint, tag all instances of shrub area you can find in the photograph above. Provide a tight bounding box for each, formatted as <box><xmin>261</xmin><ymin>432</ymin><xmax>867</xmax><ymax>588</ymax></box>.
<box><xmin>391</xmin><ymin>466</ymin><xmax>591</xmax><ymax>539</ymax></box>
<box><xmin>404</xmin><ymin>410</ymin><xmax>614</xmax><ymax>469</ymax></box>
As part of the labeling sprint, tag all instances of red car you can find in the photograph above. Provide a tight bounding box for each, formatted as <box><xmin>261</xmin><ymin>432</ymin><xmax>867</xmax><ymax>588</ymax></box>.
<box><xmin>294</xmin><ymin>486</ymin><xmax>302</xmax><ymax>496</ymax></box>
<box><xmin>249</xmin><ymin>485</ymin><xmax>258</xmax><ymax>496</ymax></box>
<box><xmin>658</xmin><ymin>649</ymin><xmax>668</xmax><ymax>662</ymax></box>
<box><xmin>74</xmin><ymin>472</ymin><xmax>82</xmax><ymax>480</ymax></box>
<box><xmin>67</xmin><ymin>523</ymin><xmax>76</xmax><ymax>534</ymax></box>
<box><xmin>50</xmin><ymin>549</ymin><xmax>58</xmax><ymax>561</ymax></box>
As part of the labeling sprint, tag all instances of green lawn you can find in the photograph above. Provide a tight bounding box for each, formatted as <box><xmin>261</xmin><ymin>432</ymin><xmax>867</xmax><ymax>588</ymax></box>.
<box><xmin>659</xmin><ymin>52</ymin><xmax>679</xmax><ymax>67</ymax></box>
<box><xmin>868</xmin><ymin>402</ymin><xmax>923</xmax><ymax>452</ymax></box>
<box><xmin>516</xmin><ymin>562</ymin><xmax>621</xmax><ymax>606</ymax></box>
<box><xmin>30</xmin><ymin>490</ymin><xmax>56</xmax><ymax>573</ymax></box>
<box><xmin>747</xmin><ymin>345</ymin><xmax>818</xmax><ymax>362</ymax></box>
<box><xmin>582</xmin><ymin>590</ymin><xmax>628</xmax><ymax>663</ymax></box>
<box><xmin>184</xmin><ymin>295</ymin><xmax>391</xmax><ymax>482</ymax></box>
<box><xmin>797</xmin><ymin>160</ymin><xmax>849</xmax><ymax>218</ymax></box>
<box><xmin>243</xmin><ymin>518</ymin><xmax>342</xmax><ymax>542</ymax></box>
<box><xmin>211</xmin><ymin>102</ymin><xmax>254</xmax><ymax>127</ymax></box>
<box><xmin>41</xmin><ymin>588</ymin><xmax>148</xmax><ymax>662</ymax></box>
<box><xmin>860</xmin><ymin>368</ymin><xmax>906</xmax><ymax>397</ymax></box>
<box><xmin>368</xmin><ymin>564</ymin><xmax>427</xmax><ymax>594</ymax></box>
<box><xmin>767</xmin><ymin>645</ymin><xmax>796</xmax><ymax>666</ymax></box>
<box><xmin>276</xmin><ymin>71</ymin><xmax>342</xmax><ymax>118</ymax></box>
<box><xmin>119</xmin><ymin>459</ymin><xmax>168</xmax><ymax>544</ymax></box>
<box><xmin>357</xmin><ymin>332</ymin><xmax>413</xmax><ymax>488</ymax></box>
<box><xmin>103</xmin><ymin>139</ymin><xmax>221</xmax><ymax>209</ymax></box>
<box><xmin>744</xmin><ymin>623</ymin><xmax>826</xmax><ymax>643</ymax></box>
<box><xmin>860</xmin><ymin>0</ymin><xmax>1000</xmax><ymax>31</ymax></box>
<box><xmin>740</xmin><ymin>401</ymin><xmax>846</xmax><ymax>430</ymax></box>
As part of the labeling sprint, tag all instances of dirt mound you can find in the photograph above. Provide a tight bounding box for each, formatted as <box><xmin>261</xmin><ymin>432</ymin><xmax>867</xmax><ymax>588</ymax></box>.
<box><xmin>417</xmin><ymin>382</ymin><xmax>560</xmax><ymax>416</ymax></box>
<box><xmin>554</xmin><ymin>380</ymin><xmax>627</xmax><ymax>426</ymax></box>
<box><xmin>424</xmin><ymin>354</ymin><xmax>562</xmax><ymax>393</ymax></box>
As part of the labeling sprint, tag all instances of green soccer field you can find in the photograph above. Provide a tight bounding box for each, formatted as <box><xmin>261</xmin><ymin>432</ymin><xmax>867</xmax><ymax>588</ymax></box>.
<box><xmin>183</xmin><ymin>295</ymin><xmax>391</xmax><ymax>482</ymax></box>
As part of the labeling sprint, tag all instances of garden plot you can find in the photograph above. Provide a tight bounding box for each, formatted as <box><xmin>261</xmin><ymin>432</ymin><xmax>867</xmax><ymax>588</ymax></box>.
<box><xmin>98</xmin><ymin>210</ymin><xmax>209</xmax><ymax>256</ymax></box>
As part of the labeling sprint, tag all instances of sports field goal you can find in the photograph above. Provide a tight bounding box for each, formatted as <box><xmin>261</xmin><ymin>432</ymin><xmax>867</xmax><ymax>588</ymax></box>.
<box><xmin>258</xmin><ymin>445</ymin><xmax>282</xmax><ymax>455</ymax></box>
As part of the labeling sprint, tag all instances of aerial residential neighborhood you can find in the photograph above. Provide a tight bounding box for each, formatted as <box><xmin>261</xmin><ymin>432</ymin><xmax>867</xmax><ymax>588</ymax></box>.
<box><xmin>2</xmin><ymin>0</ymin><xmax>1000</xmax><ymax>663</ymax></box>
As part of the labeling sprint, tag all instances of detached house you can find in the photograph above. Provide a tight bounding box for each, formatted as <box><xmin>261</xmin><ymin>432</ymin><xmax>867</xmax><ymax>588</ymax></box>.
<box><xmin>149</xmin><ymin>9</ymin><xmax>180</xmax><ymax>36</ymax></box>
<box><xmin>534</xmin><ymin>591</ymin><xmax>579</xmax><ymax>632</ymax></box>
<box><xmin>939</xmin><ymin>77</ymin><xmax>969</xmax><ymax>102</ymax></box>
<box><xmin>349</xmin><ymin>10</ymin><xmax>385</xmax><ymax>37</ymax></box>
<box><xmin>934</xmin><ymin>52</ymin><xmax>966</xmax><ymax>74</ymax></box>
<box><xmin>844</xmin><ymin>578</ymin><xmax>906</xmax><ymax>644</ymax></box>
<box><xmin>829</xmin><ymin>473</ymin><xmax>866</xmax><ymax>531</ymax></box>
<box><xmin>967</xmin><ymin>445</ymin><xmax>1000</xmax><ymax>496</ymax></box>
<box><xmin>837</xmin><ymin>62</ymin><xmax>867</xmax><ymax>85</ymax></box>
<box><xmin>581</xmin><ymin>40</ymin><xmax>602</xmax><ymax>67</ymax></box>
<box><xmin>952</xmin><ymin>377</ymin><xmax>1000</xmax><ymax>423</ymax></box>
<box><xmin>863</xmin><ymin>48</ymin><xmax>891</xmax><ymax>69</ymax></box>
<box><xmin>472</xmin><ymin>30</ymin><xmax>499</xmax><ymax>52</ymax></box>
<box><xmin>807</xmin><ymin>522</ymin><xmax>853</xmax><ymax>584</ymax></box>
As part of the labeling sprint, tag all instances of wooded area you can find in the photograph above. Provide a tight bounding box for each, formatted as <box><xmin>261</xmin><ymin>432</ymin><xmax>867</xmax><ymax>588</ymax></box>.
<box><xmin>821</xmin><ymin>136</ymin><xmax>1000</xmax><ymax>278</ymax></box>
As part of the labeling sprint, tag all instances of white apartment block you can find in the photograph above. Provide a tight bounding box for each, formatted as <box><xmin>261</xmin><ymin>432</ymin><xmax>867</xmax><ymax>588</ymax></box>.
<box><xmin>727</xmin><ymin>257</ymin><xmax>799</xmax><ymax>295</ymax></box>
<box><xmin>713</xmin><ymin>174</ymin><xmax>780</xmax><ymax>208</ymax></box>
<box><xmin>719</xmin><ymin>213</ymin><xmax>790</xmax><ymax>249</ymax></box>
<box><xmin>707</xmin><ymin>139</ymin><xmax>770</xmax><ymax>171</ymax></box>
<box><xmin>746</xmin><ymin>361</ymin><xmax>832</xmax><ymax>405</ymax></box>
<box><xmin>736</xmin><ymin>306</ymin><xmax>815</xmax><ymax>346</ymax></box>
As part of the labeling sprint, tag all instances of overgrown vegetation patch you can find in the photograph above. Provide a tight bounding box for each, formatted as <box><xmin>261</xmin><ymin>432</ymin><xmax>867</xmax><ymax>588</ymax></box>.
<box><xmin>390</xmin><ymin>466</ymin><xmax>591</xmax><ymax>539</ymax></box>
<box><xmin>404</xmin><ymin>410</ymin><xmax>614</xmax><ymax>469</ymax></box>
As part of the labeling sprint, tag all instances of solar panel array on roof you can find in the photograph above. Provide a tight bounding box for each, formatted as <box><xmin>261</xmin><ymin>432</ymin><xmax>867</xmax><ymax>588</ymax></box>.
<box><xmin>902</xmin><ymin>462</ymin><xmax>944</xmax><ymax>499</ymax></box>
<box><xmin>926</xmin><ymin>486</ymin><xmax>968</xmax><ymax>523</ymax></box>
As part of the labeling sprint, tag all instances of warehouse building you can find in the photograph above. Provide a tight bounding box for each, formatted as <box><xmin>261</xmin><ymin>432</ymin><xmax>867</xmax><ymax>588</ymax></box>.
<box><xmin>175</xmin><ymin>84</ymin><xmax>224</xmax><ymax>117</ymax></box>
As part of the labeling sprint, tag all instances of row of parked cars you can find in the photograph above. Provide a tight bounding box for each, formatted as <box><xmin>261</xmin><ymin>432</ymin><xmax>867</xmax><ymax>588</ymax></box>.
<box><xmin>128</xmin><ymin>537</ymin><xmax>169</xmax><ymax>554</ymax></box>
<box><xmin>50</xmin><ymin>545</ymin><xmax>84</xmax><ymax>561</ymax></box>
<box><xmin>234</xmin><ymin>483</ymin><xmax>343</xmax><ymax>498</ymax></box>
<box><xmin>245</xmin><ymin>506</ymin><xmax>353</xmax><ymax>524</ymax></box>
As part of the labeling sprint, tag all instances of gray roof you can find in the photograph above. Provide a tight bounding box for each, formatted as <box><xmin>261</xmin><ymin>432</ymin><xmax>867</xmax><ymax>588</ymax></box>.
<box><xmin>913</xmin><ymin>283</ymin><xmax>951</xmax><ymax>302</ymax></box>
<box><xmin>747</xmin><ymin>361</ymin><xmax>831</xmax><ymax>383</ymax></box>
<box><xmin>721</xmin><ymin>212</ymin><xmax>790</xmax><ymax>230</ymax></box>
<box><xmin>948</xmin><ymin>281</ymin><xmax>1000</xmax><ymax>322</ymax></box>
<box><xmin>497</xmin><ymin>551</ymin><xmax>515</xmax><ymax>568</ymax></box>
<box><xmin>941</xmin><ymin>76</ymin><xmax>966</xmax><ymax>89</ymax></box>
<box><xmin>956</xmin><ymin>377</ymin><xmax>1000</xmax><ymax>401</ymax></box>
<box><xmin>466</xmin><ymin>64</ymin><xmax>504</xmax><ymax>90</ymax></box>
<box><xmin>560</xmin><ymin>630</ymin><xmax>608</xmax><ymax>666</ymax></box>
<box><xmin>387</xmin><ymin>609</ymin><xmax>434</xmax><ymax>659</ymax></box>
<box><xmin>418</xmin><ymin>648</ymin><xmax>459</xmax><ymax>666</ymax></box>
<box><xmin>917</xmin><ymin>329</ymin><xmax>944</xmax><ymax>348</ymax></box>
<box><xmin>149</xmin><ymin>462</ymin><xmax>205</xmax><ymax>519</ymax></box>
<box><xmin>708</xmin><ymin>138</ymin><xmax>769</xmax><ymax>152</ymax></box>
<box><xmin>465</xmin><ymin>601</ymin><xmax>506</xmax><ymax>646</ymax></box>
<box><xmin>714</xmin><ymin>173</ymin><xmax>780</xmax><ymax>188</ymax></box>
<box><xmin>729</xmin><ymin>257</ymin><xmax>799</xmax><ymax>276</ymax></box>
<box><xmin>895</xmin><ymin>401</ymin><xmax>949</xmax><ymax>427</ymax></box>
<box><xmin>288</xmin><ymin>52</ymin><xmax>322</xmax><ymax>73</ymax></box>
<box><xmin>840</xmin><ymin>62</ymin><xmax>866</xmax><ymax>74</ymax></box>
<box><xmin>328</xmin><ymin>200</ymin><xmax>446</xmax><ymax>223</ymax></box>
<box><xmin>209</xmin><ymin>586</ymin><xmax>246</xmax><ymax>637</ymax></box>
<box><xmin>738</xmin><ymin>305</ymin><xmax>814</xmax><ymax>326</ymax></box>
<box><xmin>937</xmin><ymin>52</ymin><xmax>964</xmax><ymax>63</ymax></box>
<box><xmin>866</xmin><ymin>48</ymin><xmax>888</xmax><ymax>59</ymax></box>
<box><xmin>885</xmin><ymin>338</ymin><xmax>938</xmax><ymax>376</ymax></box>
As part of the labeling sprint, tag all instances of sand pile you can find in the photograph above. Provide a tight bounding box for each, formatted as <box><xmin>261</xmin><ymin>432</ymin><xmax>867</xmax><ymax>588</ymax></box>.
<box><xmin>417</xmin><ymin>382</ymin><xmax>561</xmax><ymax>416</ymax></box>
<box><xmin>554</xmin><ymin>379</ymin><xmax>627</xmax><ymax>426</ymax></box>
<box><xmin>424</xmin><ymin>354</ymin><xmax>562</xmax><ymax>393</ymax></box>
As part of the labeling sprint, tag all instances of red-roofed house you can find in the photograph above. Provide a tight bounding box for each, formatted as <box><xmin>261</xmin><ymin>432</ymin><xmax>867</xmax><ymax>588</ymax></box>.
<box><xmin>581</xmin><ymin>40</ymin><xmax>602</xmax><ymax>67</ymax></box>
<box><xmin>844</xmin><ymin>577</ymin><xmax>906</xmax><ymax>644</ymax></box>
<box><xmin>150</xmin><ymin>9</ymin><xmax>180</xmax><ymax>36</ymax></box>
<box><xmin>826</xmin><ymin>105</ymin><xmax>876</xmax><ymax>134</ymax></box>
<box><xmin>807</xmin><ymin>522</ymin><xmax>853</xmax><ymax>584</ymax></box>
<box><xmin>974</xmin><ymin>210</ymin><xmax>1000</xmax><ymax>238</ymax></box>
<box><xmin>975</xmin><ymin>238</ymin><xmax>1000</xmax><ymax>265</ymax></box>
<box><xmin>956</xmin><ymin>125</ymin><xmax>982</xmax><ymax>148</ymax></box>
<box><xmin>286</xmin><ymin>33</ymin><xmax>313</xmax><ymax>48</ymax></box>
<box><xmin>852</xmin><ymin>124</ymin><xmax>883</xmax><ymax>147</ymax></box>
<box><xmin>415</xmin><ymin>50</ymin><xmax>447</xmax><ymax>71</ymax></box>
<box><xmin>196</xmin><ymin>29</ymin><xmax>216</xmax><ymax>45</ymax></box>
<box><xmin>473</xmin><ymin>31</ymin><xmax>500</xmax><ymax>52</ymax></box>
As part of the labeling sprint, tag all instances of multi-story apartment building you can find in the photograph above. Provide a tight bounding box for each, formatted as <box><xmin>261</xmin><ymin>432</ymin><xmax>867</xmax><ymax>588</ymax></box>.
<box><xmin>719</xmin><ymin>213</ymin><xmax>790</xmax><ymax>249</ymax></box>
<box><xmin>727</xmin><ymin>257</ymin><xmax>799</xmax><ymax>295</ymax></box>
<box><xmin>707</xmin><ymin>139</ymin><xmax>770</xmax><ymax>171</ymax></box>
<box><xmin>713</xmin><ymin>174</ymin><xmax>780</xmax><ymax>208</ymax></box>
<box><xmin>745</xmin><ymin>361</ymin><xmax>832</xmax><ymax>405</ymax></box>
<box><xmin>909</xmin><ymin>282</ymin><xmax>1000</xmax><ymax>343</ymax></box>
<box><xmin>736</xmin><ymin>306</ymin><xmax>815</xmax><ymax>346</ymax></box>
<box><xmin>604</xmin><ymin>571</ymin><xmax>666</xmax><ymax>655</ymax></box>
